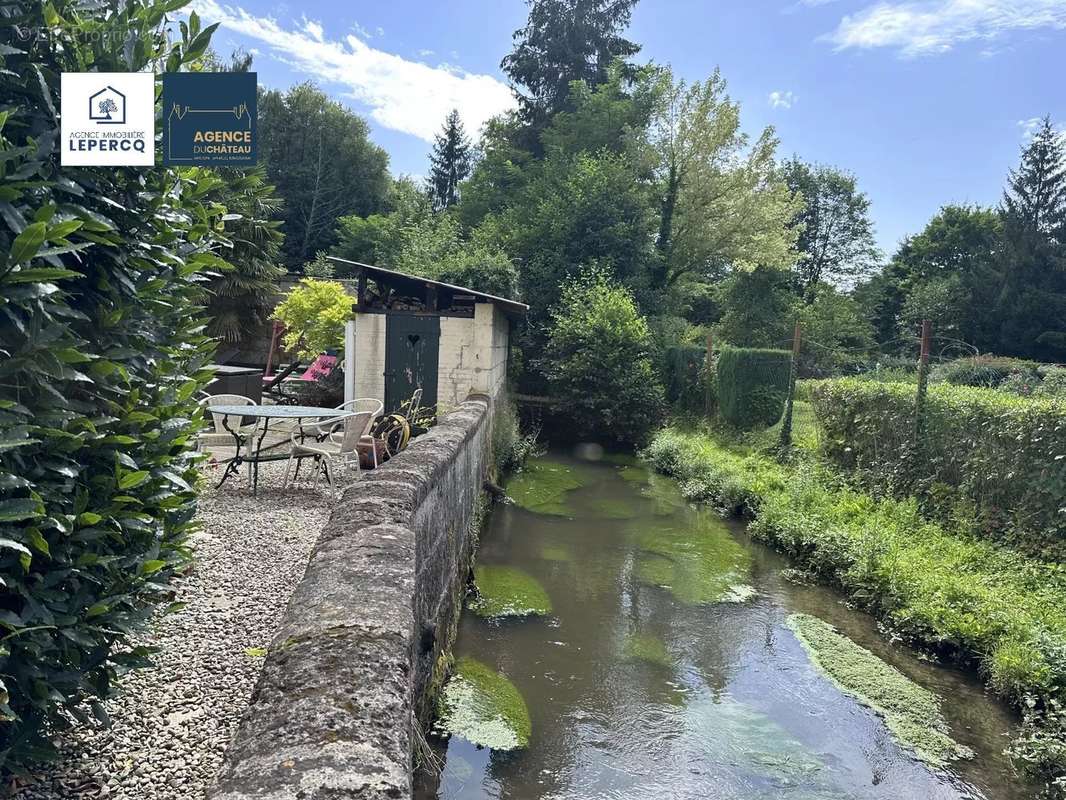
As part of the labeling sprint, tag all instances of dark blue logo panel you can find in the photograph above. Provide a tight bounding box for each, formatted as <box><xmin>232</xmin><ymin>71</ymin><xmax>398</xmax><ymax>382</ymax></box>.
<box><xmin>162</xmin><ymin>72</ymin><xmax>257</xmax><ymax>166</ymax></box>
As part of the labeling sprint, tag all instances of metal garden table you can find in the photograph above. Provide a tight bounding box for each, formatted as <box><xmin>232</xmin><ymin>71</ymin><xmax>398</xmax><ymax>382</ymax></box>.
<box><xmin>205</xmin><ymin>404</ymin><xmax>353</xmax><ymax>495</ymax></box>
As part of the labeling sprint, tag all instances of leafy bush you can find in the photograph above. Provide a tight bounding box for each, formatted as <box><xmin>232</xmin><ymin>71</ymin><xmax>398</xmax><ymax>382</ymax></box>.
<box><xmin>1036</xmin><ymin>367</ymin><xmax>1066</xmax><ymax>399</ymax></box>
<box><xmin>491</xmin><ymin>396</ymin><xmax>542</xmax><ymax>478</ymax></box>
<box><xmin>931</xmin><ymin>355</ymin><xmax>1040</xmax><ymax>388</ymax></box>
<box><xmin>272</xmin><ymin>278</ymin><xmax>352</xmax><ymax>360</ymax></box>
<box><xmin>0</xmin><ymin>1</ymin><xmax>223</xmax><ymax>766</ymax></box>
<box><xmin>542</xmin><ymin>272</ymin><xmax>665</xmax><ymax>446</ymax></box>
<box><xmin>811</xmin><ymin>379</ymin><xmax>1066</xmax><ymax>559</ymax></box>
<box><xmin>662</xmin><ymin>345</ymin><xmax>709</xmax><ymax>414</ymax></box>
<box><xmin>716</xmin><ymin>347</ymin><xmax>791</xmax><ymax>429</ymax></box>
<box><xmin>644</xmin><ymin>427</ymin><xmax>1066</xmax><ymax>794</ymax></box>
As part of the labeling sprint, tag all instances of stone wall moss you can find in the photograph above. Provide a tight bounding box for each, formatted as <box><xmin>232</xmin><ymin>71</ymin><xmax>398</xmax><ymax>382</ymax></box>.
<box><xmin>437</xmin><ymin>657</ymin><xmax>532</xmax><ymax>751</ymax></box>
<box><xmin>787</xmin><ymin>613</ymin><xmax>974</xmax><ymax>767</ymax></box>
<box><xmin>470</xmin><ymin>565</ymin><xmax>553</xmax><ymax>618</ymax></box>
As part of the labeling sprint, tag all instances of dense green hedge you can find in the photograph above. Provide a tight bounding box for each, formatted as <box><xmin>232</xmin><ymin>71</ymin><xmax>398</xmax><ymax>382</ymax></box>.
<box><xmin>0</xmin><ymin>1</ymin><xmax>224</xmax><ymax>766</ymax></box>
<box><xmin>644</xmin><ymin>427</ymin><xmax>1066</xmax><ymax>795</ymax></box>
<box><xmin>716</xmin><ymin>347</ymin><xmax>791</xmax><ymax>429</ymax></box>
<box><xmin>812</xmin><ymin>379</ymin><xmax>1066</xmax><ymax>559</ymax></box>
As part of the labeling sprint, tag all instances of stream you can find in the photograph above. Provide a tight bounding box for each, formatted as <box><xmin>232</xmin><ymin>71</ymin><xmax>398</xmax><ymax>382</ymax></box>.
<box><xmin>415</xmin><ymin>450</ymin><xmax>1032</xmax><ymax>800</ymax></box>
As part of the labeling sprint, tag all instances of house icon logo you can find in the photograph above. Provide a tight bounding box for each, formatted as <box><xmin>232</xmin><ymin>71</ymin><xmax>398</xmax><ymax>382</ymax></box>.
<box><xmin>89</xmin><ymin>86</ymin><xmax>126</xmax><ymax>125</ymax></box>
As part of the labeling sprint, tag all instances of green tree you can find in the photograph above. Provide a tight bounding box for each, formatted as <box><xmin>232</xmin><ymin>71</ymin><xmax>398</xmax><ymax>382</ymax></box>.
<box><xmin>428</xmin><ymin>109</ymin><xmax>474</xmax><ymax>212</ymax></box>
<box><xmin>0</xmin><ymin>0</ymin><xmax>226</xmax><ymax>766</ymax></box>
<box><xmin>650</xmin><ymin>69</ymin><xmax>800</xmax><ymax>291</ymax></box>
<box><xmin>714</xmin><ymin>267</ymin><xmax>795</xmax><ymax>349</ymax></box>
<box><xmin>499</xmin><ymin>149</ymin><xmax>656</xmax><ymax>323</ymax></box>
<box><xmin>333</xmin><ymin>177</ymin><xmax>431</xmax><ymax>269</ymax></box>
<box><xmin>502</xmin><ymin>0</ymin><xmax>642</xmax><ymax>135</ymax></box>
<box><xmin>859</xmin><ymin>205</ymin><xmax>1001</xmax><ymax>349</ymax></box>
<box><xmin>543</xmin><ymin>272</ymin><xmax>664</xmax><ymax>445</ymax></box>
<box><xmin>796</xmin><ymin>286</ymin><xmax>875</xmax><ymax>376</ymax></box>
<box><xmin>258</xmin><ymin>83</ymin><xmax>390</xmax><ymax>267</ymax></box>
<box><xmin>996</xmin><ymin>118</ymin><xmax>1066</xmax><ymax>359</ymax></box>
<box><xmin>782</xmin><ymin>159</ymin><xmax>880</xmax><ymax>301</ymax></box>
<box><xmin>457</xmin><ymin>115</ymin><xmax>536</xmax><ymax>230</ymax></box>
<box><xmin>272</xmin><ymin>279</ymin><xmax>352</xmax><ymax>359</ymax></box>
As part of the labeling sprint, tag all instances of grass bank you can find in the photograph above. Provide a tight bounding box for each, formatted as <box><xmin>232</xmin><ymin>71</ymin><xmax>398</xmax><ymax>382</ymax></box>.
<box><xmin>644</xmin><ymin>426</ymin><xmax>1066</xmax><ymax>796</ymax></box>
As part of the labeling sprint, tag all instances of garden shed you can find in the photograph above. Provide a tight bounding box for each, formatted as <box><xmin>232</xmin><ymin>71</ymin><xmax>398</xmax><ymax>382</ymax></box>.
<box><xmin>330</xmin><ymin>258</ymin><xmax>527</xmax><ymax>413</ymax></box>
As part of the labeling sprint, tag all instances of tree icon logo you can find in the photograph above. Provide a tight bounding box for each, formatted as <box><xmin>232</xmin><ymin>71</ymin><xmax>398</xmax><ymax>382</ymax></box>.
<box><xmin>89</xmin><ymin>86</ymin><xmax>126</xmax><ymax>125</ymax></box>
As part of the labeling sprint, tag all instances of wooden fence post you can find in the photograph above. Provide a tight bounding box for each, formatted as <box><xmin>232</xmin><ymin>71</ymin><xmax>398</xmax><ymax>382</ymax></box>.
<box><xmin>778</xmin><ymin>322</ymin><xmax>802</xmax><ymax>451</ymax></box>
<box><xmin>704</xmin><ymin>332</ymin><xmax>714</xmax><ymax>418</ymax></box>
<box><xmin>913</xmin><ymin>319</ymin><xmax>932</xmax><ymax>456</ymax></box>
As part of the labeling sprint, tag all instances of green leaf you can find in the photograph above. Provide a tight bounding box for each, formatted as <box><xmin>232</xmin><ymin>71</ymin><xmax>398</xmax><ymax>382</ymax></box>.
<box><xmin>4</xmin><ymin>267</ymin><xmax>83</xmax><ymax>284</ymax></box>
<box><xmin>0</xmin><ymin>538</ymin><xmax>31</xmax><ymax>556</ymax></box>
<box><xmin>0</xmin><ymin>499</ymin><xmax>43</xmax><ymax>522</ymax></box>
<box><xmin>117</xmin><ymin>470</ymin><xmax>150</xmax><ymax>490</ymax></box>
<box><xmin>8</xmin><ymin>222</ymin><xmax>47</xmax><ymax>265</ymax></box>
<box><xmin>26</xmin><ymin>529</ymin><xmax>50</xmax><ymax>558</ymax></box>
<box><xmin>140</xmin><ymin>560</ymin><xmax>166</xmax><ymax>575</ymax></box>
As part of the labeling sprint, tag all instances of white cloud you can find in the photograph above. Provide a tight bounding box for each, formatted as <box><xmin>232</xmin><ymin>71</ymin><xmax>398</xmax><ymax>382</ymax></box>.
<box><xmin>188</xmin><ymin>1</ymin><xmax>515</xmax><ymax>142</ymax></box>
<box><xmin>418</xmin><ymin>48</ymin><xmax>435</xmax><ymax>57</ymax></box>
<box><xmin>1018</xmin><ymin>116</ymin><xmax>1066</xmax><ymax>145</ymax></box>
<box><xmin>824</xmin><ymin>0</ymin><xmax>1066</xmax><ymax>57</ymax></box>
<box><xmin>768</xmin><ymin>90</ymin><xmax>796</xmax><ymax>109</ymax></box>
<box><xmin>302</xmin><ymin>18</ymin><xmax>323</xmax><ymax>42</ymax></box>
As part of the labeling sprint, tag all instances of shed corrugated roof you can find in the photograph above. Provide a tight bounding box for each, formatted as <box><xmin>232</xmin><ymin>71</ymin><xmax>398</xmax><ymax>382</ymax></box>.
<box><xmin>327</xmin><ymin>257</ymin><xmax>528</xmax><ymax>316</ymax></box>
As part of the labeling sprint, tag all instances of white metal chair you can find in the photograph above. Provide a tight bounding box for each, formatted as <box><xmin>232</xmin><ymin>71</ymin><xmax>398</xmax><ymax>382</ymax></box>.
<box><xmin>282</xmin><ymin>406</ymin><xmax>379</xmax><ymax>497</ymax></box>
<box><xmin>309</xmin><ymin>398</ymin><xmax>384</xmax><ymax>468</ymax></box>
<box><xmin>197</xmin><ymin>394</ymin><xmax>260</xmax><ymax>486</ymax></box>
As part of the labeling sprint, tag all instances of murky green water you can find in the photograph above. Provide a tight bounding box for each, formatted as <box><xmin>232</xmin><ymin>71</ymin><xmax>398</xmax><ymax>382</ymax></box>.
<box><xmin>416</xmin><ymin>452</ymin><xmax>1031</xmax><ymax>800</ymax></box>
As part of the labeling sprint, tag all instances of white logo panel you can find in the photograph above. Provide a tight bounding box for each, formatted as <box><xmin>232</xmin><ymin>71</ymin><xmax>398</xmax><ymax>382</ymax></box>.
<box><xmin>61</xmin><ymin>72</ymin><xmax>154</xmax><ymax>166</ymax></box>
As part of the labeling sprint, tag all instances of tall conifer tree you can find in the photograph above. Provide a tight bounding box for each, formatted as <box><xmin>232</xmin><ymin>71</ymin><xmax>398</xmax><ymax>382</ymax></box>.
<box><xmin>428</xmin><ymin>109</ymin><xmax>473</xmax><ymax>212</ymax></box>
<box><xmin>997</xmin><ymin>118</ymin><xmax>1066</xmax><ymax>358</ymax></box>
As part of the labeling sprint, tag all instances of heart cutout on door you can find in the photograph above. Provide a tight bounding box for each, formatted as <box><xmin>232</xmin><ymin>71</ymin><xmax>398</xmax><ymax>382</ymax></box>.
<box><xmin>407</xmin><ymin>334</ymin><xmax>421</xmax><ymax>346</ymax></box>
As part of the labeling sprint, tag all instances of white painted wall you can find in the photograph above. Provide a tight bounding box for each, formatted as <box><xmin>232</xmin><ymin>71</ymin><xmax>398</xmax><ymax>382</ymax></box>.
<box><xmin>350</xmin><ymin>312</ymin><xmax>387</xmax><ymax>403</ymax></box>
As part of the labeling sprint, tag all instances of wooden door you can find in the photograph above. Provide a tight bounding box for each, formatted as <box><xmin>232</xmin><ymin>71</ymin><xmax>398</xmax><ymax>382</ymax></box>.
<box><xmin>384</xmin><ymin>314</ymin><xmax>439</xmax><ymax>414</ymax></box>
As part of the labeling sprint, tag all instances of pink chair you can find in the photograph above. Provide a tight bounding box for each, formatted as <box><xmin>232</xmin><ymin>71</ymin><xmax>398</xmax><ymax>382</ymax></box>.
<box><xmin>297</xmin><ymin>354</ymin><xmax>337</xmax><ymax>382</ymax></box>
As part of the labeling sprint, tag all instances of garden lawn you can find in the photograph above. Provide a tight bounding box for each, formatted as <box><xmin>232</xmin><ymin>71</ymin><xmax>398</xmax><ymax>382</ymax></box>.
<box><xmin>644</xmin><ymin>426</ymin><xmax>1066</xmax><ymax>794</ymax></box>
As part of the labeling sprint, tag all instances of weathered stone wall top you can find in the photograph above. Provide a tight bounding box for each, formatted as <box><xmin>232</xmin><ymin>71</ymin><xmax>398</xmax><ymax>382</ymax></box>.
<box><xmin>208</xmin><ymin>396</ymin><xmax>493</xmax><ymax>800</ymax></box>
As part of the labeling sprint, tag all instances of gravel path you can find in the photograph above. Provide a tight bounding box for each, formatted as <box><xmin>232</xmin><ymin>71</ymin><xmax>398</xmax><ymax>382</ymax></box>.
<box><xmin>13</xmin><ymin>457</ymin><xmax>341</xmax><ymax>800</ymax></box>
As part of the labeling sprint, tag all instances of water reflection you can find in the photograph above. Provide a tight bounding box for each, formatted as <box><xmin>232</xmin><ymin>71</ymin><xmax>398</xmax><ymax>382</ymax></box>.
<box><xmin>416</xmin><ymin>453</ymin><xmax>1030</xmax><ymax>800</ymax></box>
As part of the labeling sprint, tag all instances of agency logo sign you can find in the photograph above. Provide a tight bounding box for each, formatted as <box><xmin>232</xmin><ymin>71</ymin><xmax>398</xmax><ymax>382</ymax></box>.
<box><xmin>61</xmin><ymin>73</ymin><xmax>154</xmax><ymax>166</ymax></box>
<box><xmin>162</xmin><ymin>73</ymin><xmax>257</xmax><ymax>166</ymax></box>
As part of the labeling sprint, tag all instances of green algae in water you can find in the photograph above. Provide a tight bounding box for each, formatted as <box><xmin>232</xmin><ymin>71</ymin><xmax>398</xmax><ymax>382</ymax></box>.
<box><xmin>633</xmin><ymin>514</ymin><xmax>753</xmax><ymax>605</ymax></box>
<box><xmin>506</xmin><ymin>458</ymin><xmax>586</xmax><ymax>516</ymax></box>
<box><xmin>540</xmin><ymin>544</ymin><xmax>572</xmax><ymax>562</ymax></box>
<box><xmin>470</xmin><ymin>565</ymin><xmax>552</xmax><ymax>618</ymax></box>
<box><xmin>586</xmin><ymin>494</ymin><xmax>642</xmax><ymax>520</ymax></box>
<box><xmin>437</xmin><ymin>657</ymin><xmax>531</xmax><ymax>750</ymax></box>
<box><xmin>619</xmin><ymin>464</ymin><xmax>649</xmax><ymax>483</ymax></box>
<box><xmin>641</xmin><ymin>473</ymin><xmax>689</xmax><ymax>516</ymax></box>
<box><xmin>624</xmin><ymin>633</ymin><xmax>673</xmax><ymax>668</ymax></box>
<box><xmin>787</xmin><ymin>613</ymin><xmax>974</xmax><ymax>767</ymax></box>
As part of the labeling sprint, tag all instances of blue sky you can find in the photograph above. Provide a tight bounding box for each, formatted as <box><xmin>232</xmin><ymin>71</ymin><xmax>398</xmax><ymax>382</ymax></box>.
<box><xmin>191</xmin><ymin>0</ymin><xmax>1066</xmax><ymax>257</ymax></box>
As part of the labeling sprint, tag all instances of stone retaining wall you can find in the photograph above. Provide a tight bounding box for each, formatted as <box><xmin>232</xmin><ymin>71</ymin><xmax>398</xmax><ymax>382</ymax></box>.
<box><xmin>207</xmin><ymin>395</ymin><xmax>494</xmax><ymax>800</ymax></box>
